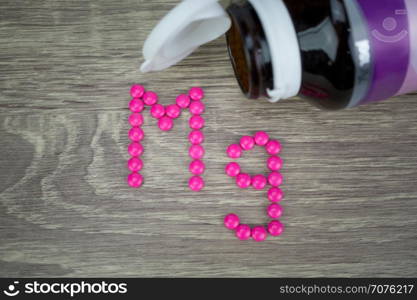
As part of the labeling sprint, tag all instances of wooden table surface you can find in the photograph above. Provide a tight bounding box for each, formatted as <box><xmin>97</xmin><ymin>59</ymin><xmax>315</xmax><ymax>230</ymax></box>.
<box><xmin>1</xmin><ymin>0</ymin><xmax>417</xmax><ymax>277</ymax></box>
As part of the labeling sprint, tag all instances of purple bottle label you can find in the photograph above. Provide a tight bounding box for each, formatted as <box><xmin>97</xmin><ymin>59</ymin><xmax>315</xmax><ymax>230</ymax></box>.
<box><xmin>356</xmin><ymin>0</ymin><xmax>417</xmax><ymax>105</ymax></box>
<box><xmin>398</xmin><ymin>0</ymin><xmax>417</xmax><ymax>95</ymax></box>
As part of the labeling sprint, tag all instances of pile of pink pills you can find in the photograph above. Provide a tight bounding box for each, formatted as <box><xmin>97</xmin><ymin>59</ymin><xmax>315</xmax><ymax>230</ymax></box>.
<box><xmin>127</xmin><ymin>84</ymin><xmax>146</xmax><ymax>188</ymax></box>
<box><xmin>224</xmin><ymin>132</ymin><xmax>285</xmax><ymax>242</ymax></box>
<box><xmin>127</xmin><ymin>86</ymin><xmax>284</xmax><ymax>242</ymax></box>
<box><xmin>186</xmin><ymin>88</ymin><xmax>206</xmax><ymax>192</ymax></box>
<box><xmin>127</xmin><ymin>84</ymin><xmax>206</xmax><ymax>191</ymax></box>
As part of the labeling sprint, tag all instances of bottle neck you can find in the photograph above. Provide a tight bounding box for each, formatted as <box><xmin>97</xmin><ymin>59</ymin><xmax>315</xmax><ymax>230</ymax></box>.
<box><xmin>226</xmin><ymin>1</ymin><xmax>273</xmax><ymax>99</ymax></box>
<box><xmin>226</xmin><ymin>0</ymin><xmax>302</xmax><ymax>102</ymax></box>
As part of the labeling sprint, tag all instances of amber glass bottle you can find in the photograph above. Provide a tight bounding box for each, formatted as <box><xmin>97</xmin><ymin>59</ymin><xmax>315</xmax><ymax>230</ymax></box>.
<box><xmin>141</xmin><ymin>0</ymin><xmax>417</xmax><ymax>109</ymax></box>
<box><xmin>226</xmin><ymin>0</ymin><xmax>417</xmax><ymax>109</ymax></box>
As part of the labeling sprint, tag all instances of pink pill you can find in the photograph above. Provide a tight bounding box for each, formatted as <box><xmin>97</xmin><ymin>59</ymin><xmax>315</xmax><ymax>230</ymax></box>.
<box><xmin>188</xmin><ymin>130</ymin><xmax>204</xmax><ymax>145</ymax></box>
<box><xmin>128</xmin><ymin>142</ymin><xmax>144</xmax><ymax>157</ymax></box>
<box><xmin>235</xmin><ymin>224</ymin><xmax>251</xmax><ymax>241</ymax></box>
<box><xmin>166</xmin><ymin>104</ymin><xmax>181</xmax><ymax>119</ymax></box>
<box><xmin>267</xmin><ymin>187</ymin><xmax>284</xmax><ymax>202</ymax></box>
<box><xmin>130</xmin><ymin>84</ymin><xmax>145</xmax><ymax>98</ymax></box>
<box><xmin>240</xmin><ymin>136</ymin><xmax>255</xmax><ymax>151</ymax></box>
<box><xmin>266</xmin><ymin>140</ymin><xmax>282</xmax><ymax>155</ymax></box>
<box><xmin>268</xmin><ymin>172</ymin><xmax>283</xmax><ymax>187</ymax></box>
<box><xmin>128</xmin><ymin>113</ymin><xmax>144</xmax><ymax>127</ymax></box>
<box><xmin>189</xmin><ymin>87</ymin><xmax>204</xmax><ymax>101</ymax></box>
<box><xmin>252</xmin><ymin>226</ymin><xmax>267</xmax><ymax>242</ymax></box>
<box><xmin>158</xmin><ymin>116</ymin><xmax>174</xmax><ymax>131</ymax></box>
<box><xmin>267</xmin><ymin>203</ymin><xmax>283</xmax><ymax>219</ymax></box>
<box><xmin>227</xmin><ymin>144</ymin><xmax>242</xmax><ymax>159</ymax></box>
<box><xmin>267</xmin><ymin>156</ymin><xmax>283</xmax><ymax>171</ymax></box>
<box><xmin>189</xmin><ymin>101</ymin><xmax>205</xmax><ymax>115</ymax></box>
<box><xmin>189</xmin><ymin>115</ymin><xmax>205</xmax><ymax>130</ymax></box>
<box><xmin>143</xmin><ymin>91</ymin><xmax>158</xmax><ymax>106</ymax></box>
<box><xmin>225</xmin><ymin>162</ymin><xmax>241</xmax><ymax>177</ymax></box>
<box><xmin>224</xmin><ymin>214</ymin><xmax>240</xmax><ymax>230</ymax></box>
<box><xmin>129</xmin><ymin>98</ymin><xmax>145</xmax><ymax>113</ymax></box>
<box><xmin>129</xmin><ymin>127</ymin><xmax>144</xmax><ymax>142</ymax></box>
<box><xmin>252</xmin><ymin>174</ymin><xmax>267</xmax><ymax>190</ymax></box>
<box><xmin>189</xmin><ymin>144</ymin><xmax>205</xmax><ymax>159</ymax></box>
<box><xmin>236</xmin><ymin>173</ymin><xmax>251</xmax><ymax>189</ymax></box>
<box><xmin>268</xmin><ymin>220</ymin><xmax>284</xmax><ymax>236</ymax></box>
<box><xmin>176</xmin><ymin>94</ymin><xmax>191</xmax><ymax>109</ymax></box>
<box><xmin>254</xmin><ymin>131</ymin><xmax>270</xmax><ymax>146</ymax></box>
<box><xmin>189</xmin><ymin>175</ymin><xmax>204</xmax><ymax>191</ymax></box>
<box><xmin>150</xmin><ymin>104</ymin><xmax>165</xmax><ymax>119</ymax></box>
<box><xmin>127</xmin><ymin>172</ymin><xmax>143</xmax><ymax>188</ymax></box>
<box><xmin>189</xmin><ymin>159</ymin><xmax>205</xmax><ymax>175</ymax></box>
<box><xmin>128</xmin><ymin>157</ymin><xmax>143</xmax><ymax>172</ymax></box>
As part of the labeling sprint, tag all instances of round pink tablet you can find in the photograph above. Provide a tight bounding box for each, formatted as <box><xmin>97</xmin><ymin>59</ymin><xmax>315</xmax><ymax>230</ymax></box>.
<box><xmin>128</xmin><ymin>127</ymin><xmax>144</xmax><ymax>142</ymax></box>
<box><xmin>252</xmin><ymin>226</ymin><xmax>267</xmax><ymax>242</ymax></box>
<box><xmin>129</xmin><ymin>98</ymin><xmax>145</xmax><ymax>113</ymax></box>
<box><xmin>189</xmin><ymin>144</ymin><xmax>205</xmax><ymax>159</ymax></box>
<box><xmin>267</xmin><ymin>203</ymin><xmax>283</xmax><ymax>219</ymax></box>
<box><xmin>150</xmin><ymin>104</ymin><xmax>165</xmax><ymax>119</ymax></box>
<box><xmin>128</xmin><ymin>142</ymin><xmax>144</xmax><ymax>157</ymax></box>
<box><xmin>128</xmin><ymin>113</ymin><xmax>144</xmax><ymax>127</ymax></box>
<box><xmin>267</xmin><ymin>187</ymin><xmax>284</xmax><ymax>202</ymax></box>
<box><xmin>236</xmin><ymin>173</ymin><xmax>251</xmax><ymax>189</ymax></box>
<box><xmin>189</xmin><ymin>101</ymin><xmax>205</xmax><ymax>115</ymax></box>
<box><xmin>254</xmin><ymin>131</ymin><xmax>270</xmax><ymax>146</ymax></box>
<box><xmin>225</xmin><ymin>162</ymin><xmax>241</xmax><ymax>177</ymax></box>
<box><xmin>188</xmin><ymin>130</ymin><xmax>204</xmax><ymax>145</ymax></box>
<box><xmin>268</xmin><ymin>220</ymin><xmax>284</xmax><ymax>236</ymax></box>
<box><xmin>267</xmin><ymin>156</ymin><xmax>283</xmax><ymax>171</ymax></box>
<box><xmin>252</xmin><ymin>174</ymin><xmax>267</xmax><ymax>190</ymax></box>
<box><xmin>158</xmin><ymin>116</ymin><xmax>174</xmax><ymax>131</ymax></box>
<box><xmin>143</xmin><ymin>91</ymin><xmax>158</xmax><ymax>106</ymax></box>
<box><xmin>128</xmin><ymin>157</ymin><xmax>143</xmax><ymax>172</ymax></box>
<box><xmin>166</xmin><ymin>104</ymin><xmax>181</xmax><ymax>119</ymax></box>
<box><xmin>130</xmin><ymin>84</ymin><xmax>145</xmax><ymax>99</ymax></box>
<box><xmin>227</xmin><ymin>144</ymin><xmax>242</xmax><ymax>159</ymax></box>
<box><xmin>189</xmin><ymin>115</ymin><xmax>205</xmax><ymax>130</ymax></box>
<box><xmin>265</xmin><ymin>140</ymin><xmax>282</xmax><ymax>155</ymax></box>
<box><xmin>189</xmin><ymin>159</ymin><xmax>205</xmax><ymax>175</ymax></box>
<box><xmin>189</xmin><ymin>87</ymin><xmax>204</xmax><ymax>101</ymax></box>
<box><xmin>240</xmin><ymin>136</ymin><xmax>255</xmax><ymax>151</ymax></box>
<box><xmin>235</xmin><ymin>224</ymin><xmax>251</xmax><ymax>241</ymax></box>
<box><xmin>127</xmin><ymin>172</ymin><xmax>143</xmax><ymax>188</ymax></box>
<box><xmin>176</xmin><ymin>94</ymin><xmax>191</xmax><ymax>109</ymax></box>
<box><xmin>224</xmin><ymin>214</ymin><xmax>240</xmax><ymax>230</ymax></box>
<box><xmin>268</xmin><ymin>172</ymin><xmax>283</xmax><ymax>187</ymax></box>
<box><xmin>189</xmin><ymin>175</ymin><xmax>204</xmax><ymax>191</ymax></box>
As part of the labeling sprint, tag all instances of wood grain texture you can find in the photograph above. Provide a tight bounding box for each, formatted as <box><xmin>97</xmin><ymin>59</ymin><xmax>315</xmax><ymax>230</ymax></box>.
<box><xmin>1</xmin><ymin>0</ymin><xmax>417</xmax><ymax>278</ymax></box>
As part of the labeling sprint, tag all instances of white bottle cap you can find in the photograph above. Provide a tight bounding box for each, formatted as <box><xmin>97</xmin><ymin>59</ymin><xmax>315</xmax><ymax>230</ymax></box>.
<box><xmin>140</xmin><ymin>0</ymin><xmax>231</xmax><ymax>73</ymax></box>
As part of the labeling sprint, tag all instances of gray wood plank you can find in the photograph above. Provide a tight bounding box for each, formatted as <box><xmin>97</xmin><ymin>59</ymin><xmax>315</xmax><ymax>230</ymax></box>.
<box><xmin>0</xmin><ymin>0</ymin><xmax>416</xmax><ymax>277</ymax></box>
